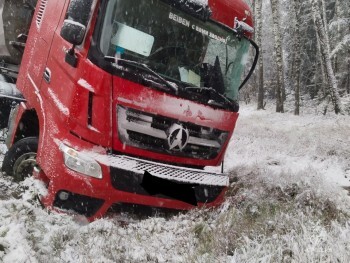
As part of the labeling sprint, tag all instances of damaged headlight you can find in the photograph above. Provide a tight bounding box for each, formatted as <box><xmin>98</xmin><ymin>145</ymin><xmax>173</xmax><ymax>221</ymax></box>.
<box><xmin>60</xmin><ymin>144</ymin><xmax>102</xmax><ymax>179</ymax></box>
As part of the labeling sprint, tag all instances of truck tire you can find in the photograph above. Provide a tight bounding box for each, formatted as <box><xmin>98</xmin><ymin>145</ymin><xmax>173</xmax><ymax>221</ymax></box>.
<box><xmin>1</xmin><ymin>137</ymin><xmax>38</xmax><ymax>181</ymax></box>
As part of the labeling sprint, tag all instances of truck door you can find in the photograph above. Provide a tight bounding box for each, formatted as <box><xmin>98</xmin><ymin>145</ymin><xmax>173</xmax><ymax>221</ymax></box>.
<box><xmin>26</xmin><ymin>0</ymin><xmax>66</xmax><ymax>90</ymax></box>
<box><xmin>40</xmin><ymin>0</ymin><xmax>105</xmax><ymax>134</ymax></box>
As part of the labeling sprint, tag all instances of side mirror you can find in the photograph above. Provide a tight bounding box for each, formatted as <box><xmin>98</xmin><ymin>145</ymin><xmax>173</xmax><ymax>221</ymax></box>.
<box><xmin>60</xmin><ymin>20</ymin><xmax>86</xmax><ymax>46</ymax></box>
<box><xmin>67</xmin><ymin>0</ymin><xmax>93</xmax><ymax>26</ymax></box>
<box><xmin>60</xmin><ymin>0</ymin><xmax>93</xmax><ymax>67</ymax></box>
<box><xmin>60</xmin><ymin>0</ymin><xmax>93</xmax><ymax>45</ymax></box>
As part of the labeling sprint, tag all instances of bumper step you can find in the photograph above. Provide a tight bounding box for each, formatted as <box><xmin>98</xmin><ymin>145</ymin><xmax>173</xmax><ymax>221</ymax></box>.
<box><xmin>97</xmin><ymin>155</ymin><xmax>229</xmax><ymax>187</ymax></box>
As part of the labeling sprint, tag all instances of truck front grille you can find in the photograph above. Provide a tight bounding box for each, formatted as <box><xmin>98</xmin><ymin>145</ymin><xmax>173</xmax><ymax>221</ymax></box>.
<box><xmin>117</xmin><ymin>106</ymin><xmax>228</xmax><ymax>160</ymax></box>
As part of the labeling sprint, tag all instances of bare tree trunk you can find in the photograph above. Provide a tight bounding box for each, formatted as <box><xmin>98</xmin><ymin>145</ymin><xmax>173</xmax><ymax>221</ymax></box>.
<box><xmin>321</xmin><ymin>0</ymin><xmax>340</xmax><ymax>81</ymax></box>
<box><xmin>321</xmin><ymin>0</ymin><xmax>330</xmax><ymax>54</ymax></box>
<box><xmin>270</xmin><ymin>0</ymin><xmax>284</xmax><ymax>113</ymax></box>
<box><xmin>314</xmin><ymin>21</ymin><xmax>327</xmax><ymax>97</ymax></box>
<box><xmin>293</xmin><ymin>0</ymin><xmax>301</xmax><ymax>115</ymax></box>
<box><xmin>256</xmin><ymin>0</ymin><xmax>264</xmax><ymax>110</ymax></box>
<box><xmin>289</xmin><ymin>50</ymin><xmax>296</xmax><ymax>90</ymax></box>
<box><xmin>348</xmin><ymin>48</ymin><xmax>350</xmax><ymax>94</ymax></box>
<box><xmin>310</xmin><ymin>0</ymin><xmax>344</xmax><ymax>114</ymax></box>
<box><xmin>333</xmin><ymin>0</ymin><xmax>339</xmax><ymax>73</ymax></box>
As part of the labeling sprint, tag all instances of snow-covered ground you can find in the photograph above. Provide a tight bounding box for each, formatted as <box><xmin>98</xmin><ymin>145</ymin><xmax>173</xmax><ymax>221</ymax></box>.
<box><xmin>222</xmin><ymin>103</ymin><xmax>350</xmax><ymax>188</ymax></box>
<box><xmin>0</xmin><ymin>104</ymin><xmax>349</xmax><ymax>262</ymax></box>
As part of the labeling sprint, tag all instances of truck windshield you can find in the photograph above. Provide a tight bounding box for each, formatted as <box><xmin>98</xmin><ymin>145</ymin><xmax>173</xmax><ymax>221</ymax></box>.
<box><xmin>97</xmin><ymin>0</ymin><xmax>250</xmax><ymax>101</ymax></box>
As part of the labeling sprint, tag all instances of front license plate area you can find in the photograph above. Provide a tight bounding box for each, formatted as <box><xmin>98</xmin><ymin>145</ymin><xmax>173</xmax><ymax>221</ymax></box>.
<box><xmin>141</xmin><ymin>171</ymin><xmax>198</xmax><ymax>206</ymax></box>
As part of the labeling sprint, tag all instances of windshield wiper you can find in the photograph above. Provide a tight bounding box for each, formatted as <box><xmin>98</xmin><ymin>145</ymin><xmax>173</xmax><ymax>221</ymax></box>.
<box><xmin>185</xmin><ymin>86</ymin><xmax>238</xmax><ymax>111</ymax></box>
<box><xmin>104</xmin><ymin>56</ymin><xmax>178</xmax><ymax>93</ymax></box>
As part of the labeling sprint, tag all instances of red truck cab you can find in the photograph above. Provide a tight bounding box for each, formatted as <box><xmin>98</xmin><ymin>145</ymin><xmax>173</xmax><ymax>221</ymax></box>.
<box><xmin>0</xmin><ymin>0</ymin><xmax>258</xmax><ymax>220</ymax></box>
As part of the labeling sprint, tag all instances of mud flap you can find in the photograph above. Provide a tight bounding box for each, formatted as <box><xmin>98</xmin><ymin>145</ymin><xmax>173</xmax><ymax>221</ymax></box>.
<box><xmin>0</xmin><ymin>97</ymin><xmax>11</xmax><ymax>129</ymax></box>
<box><xmin>141</xmin><ymin>171</ymin><xmax>198</xmax><ymax>206</ymax></box>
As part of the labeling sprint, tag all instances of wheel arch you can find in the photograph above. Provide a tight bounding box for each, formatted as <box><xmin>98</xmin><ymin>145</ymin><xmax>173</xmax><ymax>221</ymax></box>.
<box><xmin>13</xmin><ymin>108</ymin><xmax>40</xmax><ymax>143</ymax></box>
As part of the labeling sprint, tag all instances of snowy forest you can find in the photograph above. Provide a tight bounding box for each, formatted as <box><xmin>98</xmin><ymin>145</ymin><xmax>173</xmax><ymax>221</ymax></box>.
<box><xmin>244</xmin><ymin>0</ymin><xmax>350</xmax><ymax>115</ymax></box>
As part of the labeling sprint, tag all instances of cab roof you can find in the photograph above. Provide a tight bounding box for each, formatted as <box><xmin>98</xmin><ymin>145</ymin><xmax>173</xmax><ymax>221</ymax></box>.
<box><xmin>209</xmin><ymin>0</ymin><xmax>254</xmax><ymax>33</ymax></box>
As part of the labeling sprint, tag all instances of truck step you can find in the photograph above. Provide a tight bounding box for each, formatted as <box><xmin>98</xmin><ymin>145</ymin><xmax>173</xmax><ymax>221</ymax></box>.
<box><xmin>99</xmin><ymin>154</ymin><xmax>229</xmax><ymax>187</ymax></box>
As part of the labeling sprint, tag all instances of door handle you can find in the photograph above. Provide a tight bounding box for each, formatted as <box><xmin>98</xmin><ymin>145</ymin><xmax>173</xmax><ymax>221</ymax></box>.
<box><xmin>43</xmin><ymin>67</ymin><xmax>51</xmax><ymax>83</ymax></box>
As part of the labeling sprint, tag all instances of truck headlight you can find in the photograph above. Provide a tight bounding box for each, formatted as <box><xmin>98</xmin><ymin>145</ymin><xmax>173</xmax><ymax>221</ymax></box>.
<box><xmin>60</xmin><ymin>144</ymin><xmax>102</xmax><ymax>179</ymax></box>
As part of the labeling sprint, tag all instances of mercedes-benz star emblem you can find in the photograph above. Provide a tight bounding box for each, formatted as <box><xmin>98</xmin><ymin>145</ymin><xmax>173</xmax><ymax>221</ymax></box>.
<box><xmin>167</xmin><ymin>124</ymin><xmax>189</xmax><ymax>151</ymax></box>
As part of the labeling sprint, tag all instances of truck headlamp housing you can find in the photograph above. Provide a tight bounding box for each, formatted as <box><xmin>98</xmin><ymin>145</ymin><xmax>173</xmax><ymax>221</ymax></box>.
<box><xmin>60</xmin><ymin>144</ymin><xmax>102</xmax><ymax>179</ymax></box>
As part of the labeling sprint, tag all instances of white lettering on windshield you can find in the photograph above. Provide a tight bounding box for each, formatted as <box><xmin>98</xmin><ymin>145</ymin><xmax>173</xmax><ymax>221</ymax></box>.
<box><xmin>209</xmin><ymin>32</ymin><xmax>227</xmax><ymax>43</ymax></box>
<box><xmin>192</xmin><ymin>24</ymin><xmax>209</xmax><ymax>36</ymax></box>
<box><xmin>169</xmin><ymin>12</ymin><xmax>227</xmax><ymax>44</ymax></box>
<box><xmin>169</xmin><ymin>12</ymin><xmax>190</xmax><ymax>27</ymax></box>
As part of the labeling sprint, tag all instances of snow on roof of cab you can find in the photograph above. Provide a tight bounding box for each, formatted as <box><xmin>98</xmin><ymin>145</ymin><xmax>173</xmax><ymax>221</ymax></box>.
<box><xmin>187</xmin><ymin>0</ymin><xmax>208</xmax><ymax>7</ymax></box>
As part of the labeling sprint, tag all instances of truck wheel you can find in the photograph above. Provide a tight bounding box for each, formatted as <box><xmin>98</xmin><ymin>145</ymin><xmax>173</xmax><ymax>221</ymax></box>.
<box><xmin>2</xmin><ymin>137</ymin><xmax>38</xmax><ymax>181</ymax></box>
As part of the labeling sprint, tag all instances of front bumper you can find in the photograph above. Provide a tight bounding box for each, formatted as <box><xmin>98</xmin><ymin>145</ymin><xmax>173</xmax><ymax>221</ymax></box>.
<box><xmin>46</xmin><ymin>152</ymin><xmax>228</xmax><ymax>219</ymax></box>
<box><xmin>100</xmin><ymin>155</ymin><xmax>229</xmax><ymax>187</ymax></box>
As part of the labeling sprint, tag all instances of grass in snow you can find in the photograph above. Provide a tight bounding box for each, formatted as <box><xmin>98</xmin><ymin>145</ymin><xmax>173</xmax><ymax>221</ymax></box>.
<box><xmin>190</xmin><ymin>166</ymin><xmax>350</xmax><ymax>262</ymax></box>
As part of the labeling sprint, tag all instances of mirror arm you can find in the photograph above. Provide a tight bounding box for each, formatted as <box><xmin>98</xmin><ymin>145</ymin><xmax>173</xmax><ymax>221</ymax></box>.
<box><xmin>65</xmin><ymin>44</ymin><xmax>78</xmax><ymax>68</ymax></box>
